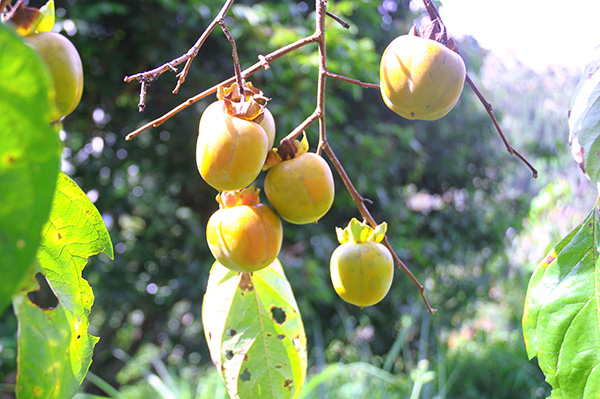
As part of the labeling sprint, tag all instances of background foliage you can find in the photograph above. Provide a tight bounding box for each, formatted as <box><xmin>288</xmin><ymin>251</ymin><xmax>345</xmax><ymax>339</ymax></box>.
<box><xmin>1</xmin><ymin>0</ymin><xmax>591</xmax><ymax>398</ymax></box>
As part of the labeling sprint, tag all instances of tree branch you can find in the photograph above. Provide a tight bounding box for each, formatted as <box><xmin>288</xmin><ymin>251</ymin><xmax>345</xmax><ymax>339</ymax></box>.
<box><xmin>126</xmin><ymin>33</ymin><xmax>320</xmax><ymax>140</ymax></box>
<box><xmin>123</xmin><ymin>0</ymin><xmax>235</xmax><ymax>107</ymax></box>
<box><xmin>420</xmin><ymin>0</ymin><xmax>537</xmax><ymax>178</ymax></box>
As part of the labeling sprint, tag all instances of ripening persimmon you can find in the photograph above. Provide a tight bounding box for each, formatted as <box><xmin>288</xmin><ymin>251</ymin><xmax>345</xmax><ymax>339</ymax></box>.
<box><xmin>264</xmin><ymin>137</ymin><xmax>334</xmax><ymax>225</ymax></box>
<box><xmin>206</xmin><ymin>186</ymin><xmax>282</xmax><ymax>273</ymax></box>
<box><xmin>330</xmin><ymin>219</ymin><xmax>393</xmax><ymax>307</ymax></box>
<box><xmin>25</xmin><ymin>31</ymin><xmax>83</xmax><ymax>122</ymax></box>
<box><xmin>380</xmin><ymin>34</ymin><xmax>465</xmax><ymax>121</ymax></box>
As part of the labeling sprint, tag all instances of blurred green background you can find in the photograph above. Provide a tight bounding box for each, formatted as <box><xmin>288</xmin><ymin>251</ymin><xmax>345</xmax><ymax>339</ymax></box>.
<box><xmin>1</xmin><ymin>0</ymin><xmax>594</xmax><ymax>398</ymax></box>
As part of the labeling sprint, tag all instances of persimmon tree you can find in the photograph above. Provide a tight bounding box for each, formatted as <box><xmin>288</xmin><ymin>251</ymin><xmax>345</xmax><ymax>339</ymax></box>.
<box><xmin>8</xmin><ymin>0</ymin><xmax>596</xmax><ymax>398</ymax></box>
<box><xmin>122</xmin><ymin>0</ymin><xmax>536</xmax><ymax>398</ymax></box>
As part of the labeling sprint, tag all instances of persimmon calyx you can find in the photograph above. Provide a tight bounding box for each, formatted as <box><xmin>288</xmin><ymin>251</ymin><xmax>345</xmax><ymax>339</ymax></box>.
<box><xmin>336</xmin><ymin>218</ymin><xmax>387</xmax><ymax>245</ymax></box>
<box><xmin>217</xmin><ymin>81</ymin><xmax>271</xmax><ymax>122</ymax></box>
<box><xmin>262</xmin><ymin>132</ymin><xmax>309</xmax><ymax>171</ymax></box>
<box><xmin>216</xmin><ymin>185</ymin><xmax>261</xmax><ymax>209</ymax></box>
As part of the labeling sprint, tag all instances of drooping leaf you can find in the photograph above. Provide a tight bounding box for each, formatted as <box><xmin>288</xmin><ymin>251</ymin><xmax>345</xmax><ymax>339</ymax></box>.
<box><xmin>568</xmin><ymin>46</ymin><xmax>600</xmax><ymax>185</ymax></box>
<box><xmin>523</xmin><ymin>206</ymin><xmax>600</xmax><ymax>399</ymax></box>
<box><xmin>0</xmin><ymin>23</ymin><xmax>60</xmax><ymax>313</ymax></box>
<box><xmin>13</xmin><ymin>173</ymin><xmax>114</xmax><ymax>399</ymax></box>
<box><xmin>203</xmin><ymin>260</ymin><xmax>307</xmax><ymax>399</ymax></box>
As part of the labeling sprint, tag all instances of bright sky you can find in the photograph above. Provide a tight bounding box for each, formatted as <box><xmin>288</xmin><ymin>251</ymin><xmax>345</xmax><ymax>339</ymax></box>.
<box><xmin>411</xmin><ymin>0</ymin><xmax>600</xmax><ymax>71</ymax></box>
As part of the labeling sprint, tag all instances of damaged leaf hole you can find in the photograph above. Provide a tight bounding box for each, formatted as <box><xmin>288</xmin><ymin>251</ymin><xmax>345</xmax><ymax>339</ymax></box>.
<box><xmin>240</xmin><ymin>368</ymin><xmax>251</xmax><ymax>382</ymax></box>
<box><xmin>277</xmin><ymin>334</ymin><xmax>285</xmax><ymax>340</ymax></box>
<box><xmin>225</xmin><ymin>327</ymin><xmax>237</xmax><ymax>337</ymax></box>
<box><xmin>27</xmin><ymin>272</ymin><xmax>59</xmax><ymax>310</ymax></box>
<box><xmin>271</xmin><ymin>306</ymin><xmax>286</xmax><ymax>324</ymax></box>
<box><xmin>226</xmin><ymin>350</ymin><xmax>234</xmax><ymax>360</ymax></box>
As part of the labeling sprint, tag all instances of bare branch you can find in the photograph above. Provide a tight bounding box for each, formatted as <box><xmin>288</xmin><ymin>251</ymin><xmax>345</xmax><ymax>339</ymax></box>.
<box><xmin>125</xmin><ymin>33</ymin><xmax>320</xmax><ymax>140</ymax></box>
<box><xmin>465</xmin><ymin>74</ymin><xmax>538</xmax><ymax>178</ymax></box>
<box><xmin>325</xmin><ymin>11</ymin><xmax>350</xmax><ymax>29</ymax></box>
<box><xmin>324</xmin><ymin>70</ymin><xmax>379</xmax><ymax>89</ymax></box>
<box><xmin>124</xmin><ymin>0</ymin><xmax>236</xmax><ymax>108</ymax></box>
<box><xmin>420</xmin><ymin>0</ymin><xmax>537</xmax><ymax>178</ymax></box>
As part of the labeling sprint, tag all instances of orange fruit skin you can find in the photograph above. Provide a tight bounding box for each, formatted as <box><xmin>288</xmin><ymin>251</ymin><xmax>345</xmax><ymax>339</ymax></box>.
<box><xmin>197</xmin><ymin>101</ymin><xmax>268</xmax><ymax>192</ymax></box>
<box><xmin>206</xmin><ymin>203</ymin><xmax>282</xmax><ymax>272</ymax></box>
<box><xmin>25</xmin><ymin>32</ymin><xmax>84</xmax><ymax>122</ymax></box>
<box><xmin>380</xmin><ymin>35</ymin><xmax>465</xmax><ymax>121</ymax></box>
<box><xmin>330</xmin><ymin>241</ymin><xmax>393</xmax><ymax>307</ymax></box>
<box><xmin>264</xmin><ymin>153</ymin><xmax>334</xmax><ymax>224</ymax></box>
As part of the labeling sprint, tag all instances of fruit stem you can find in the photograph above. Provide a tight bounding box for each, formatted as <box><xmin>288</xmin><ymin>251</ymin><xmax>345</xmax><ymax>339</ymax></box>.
<box><xmin>219</xmin><ymin>21</ymin><xmax>245</xmax><ymax>100</ymax></box>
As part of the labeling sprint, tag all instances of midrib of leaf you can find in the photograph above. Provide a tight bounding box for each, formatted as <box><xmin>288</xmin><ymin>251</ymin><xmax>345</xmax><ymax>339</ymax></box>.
<box><xmin>251</xmin><ymin>272</ymin><xmax>276</xmax><ymax>395</ymax></box>
<box><xmin>594</xmin><ymin>197</ymin><xmax>600</xmax><ymax>365</ymax></box>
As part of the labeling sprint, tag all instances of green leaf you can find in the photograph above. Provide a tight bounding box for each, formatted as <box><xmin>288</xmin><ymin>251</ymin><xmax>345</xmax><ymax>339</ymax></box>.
<box><xmin>522</xmin><ymin>206</ymin><xmax>600</xmax><ymax>399</ymax></box>
<box><xmin>0</xmin><ymin>23</ymin><xmax>60</xmax><ymax>313</ymax></box>
<box><xmin>568</xmin><ymin>46</ymin><xmax>600</xmax><ymax>186</ymax></box>
<box><xmin>13</xmin><ymin>173</ymin><xmax>114</xmax><ymax>399</ymax></box>
<box><xmin>202</xmin><ymin>260</ymin><xmax>307</xmax><ymax>399</ymax></box>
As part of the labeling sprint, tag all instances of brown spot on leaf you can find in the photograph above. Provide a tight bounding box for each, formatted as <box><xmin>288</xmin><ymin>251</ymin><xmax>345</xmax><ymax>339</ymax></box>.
<box><xmin>244</xmin><ymin>353</ymin><xmax>249</xmax><ymax>361</ymax></box>
<box><xmin>27</xmin><ymin>273</ymin><xmax>59</xmax><ymax>310</ymax></box>
<box><xmin>57</xmin><ymin>232</ymin><xmax>62</xmax><ymax>240</ymax></box>
<box><xmin>240</xmin><ymin>368</ymin><xmax>251</xmax><ymax>381</ymax></box>
<box><xmin>239</xmin><ymin>273</ymin><xmax>254</xmax><ymax>291</ymax></box>
<box><xmin>271</xmin><ymin>306</ymin><xmax>286</xmax><ymax>324</ymax></box>
<box><xmin>284</xmin><ymin>379</ymin><xmax>293</xmax><ymax>389</ymax></box>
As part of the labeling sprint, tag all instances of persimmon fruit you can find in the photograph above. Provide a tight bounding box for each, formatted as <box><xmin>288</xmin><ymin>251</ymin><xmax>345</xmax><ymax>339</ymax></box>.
<box><xmin>25</xmin><ymin>31</ymin><xmax>83</xmax><ymax>122</ymax></box>
<box><xmin>380</xmin><ymin>34</ymin><xmax>465</xmax><ymax>121</ymax></box>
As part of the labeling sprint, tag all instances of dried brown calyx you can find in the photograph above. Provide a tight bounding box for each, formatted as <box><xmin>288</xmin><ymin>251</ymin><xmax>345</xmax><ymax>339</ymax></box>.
<box><xmin>217</xmin><ymin>81</ymin><xmax>271</xmax><ymax>122</ymax></box>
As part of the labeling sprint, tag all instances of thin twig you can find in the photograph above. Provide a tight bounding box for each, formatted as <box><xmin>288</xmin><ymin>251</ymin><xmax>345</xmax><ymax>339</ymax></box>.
<box><xmin>138</xmin><ymin>79</ymin><xmax>149</xmax><ymax>112</ymax></box>
<box><xmin>420</xmin><ymin>0</ymin><xmax>537</xmax><ymax>178</ymax></box>
<box><xmin>325</xmin><ymin>11</ymin><xmax>350</xmax><ymax>29</ymax></box>
<box><xmin>324</xmin><ymin>70</ymin><xmax>379</xmax><ymax>89</ymax></box>
<box><xmin>219</xmin><ymin>20</ymin><xmax>245</xmax><ymax>98</ymax></box>
<box><xmin>281</xmin><ymin>111</ymin><xmax>321</xmax><ymax>143</ymax></box>
<box><xmin>465</xmin><ymin>75</ymin><xmax>538</xmax><ymax>178</ymax></box>
<box><xmin>123</xmin><ymin>0</ymin><xmax>235</xmax><ymax>107</ymax></box>
<box><xmin>126</xmin><ymin>33</ymin><xmax>320</xmax><ymax>140</ymax></box>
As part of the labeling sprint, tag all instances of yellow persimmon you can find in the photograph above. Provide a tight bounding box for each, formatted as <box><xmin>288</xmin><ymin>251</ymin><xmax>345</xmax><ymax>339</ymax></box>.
<box><xmin>330</xmin><ymin>219</ymin><xmax>393</xmax><ymax>307</ymax></box>
<box><xmin>206</xmin><ymin>186</ymin><xmax>282</xmax><ymax>272</ymax></box>
<box><xmin>380</xmin><ymin>34</ymin><xmax>465</xmax><ymax>121</ymax></box>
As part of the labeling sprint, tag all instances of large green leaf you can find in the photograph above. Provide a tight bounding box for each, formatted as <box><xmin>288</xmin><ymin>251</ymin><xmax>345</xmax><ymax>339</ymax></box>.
<box><xmin>203</xmin><ymin>260</ymin><xmax>307</xmax><ymax>399</ymax></box>
<box><xmin>13</xmin><ymin>173</ymin><xmax>114</xmax><ymax>399</ymax></box>
<box><xmin>569</xmin><ymin>46</ymin><xmax>600</xmax><ymax>186</ymax></box>
<box><xmin>0</xmin><ymin>23</ymin><xmax>61</xmax><ymax>312</ymax></box>
<box><xmin>523</xmin><ymin>206</ymin><xmax>600</xmax><ymax>398</ymax></box>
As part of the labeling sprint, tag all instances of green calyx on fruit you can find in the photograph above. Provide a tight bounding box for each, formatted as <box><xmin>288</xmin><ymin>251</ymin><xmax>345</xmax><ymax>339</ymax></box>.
<box><xmin>336</xmin><ymin>218</ymin><xmax>387</xmax><ymax>245</ymax></box>
<box><xmin>330</xmin><ymin>218</ymin><xmax>393</xmax><ymax>308</ymax></box>
<box><xmin>379</xmin><ymin>21</ymin><xmax>465</xmax><ymax>121</ymax></box>
<box><xmin>206</xmin><ymin>185</ymin><xmax>283</xmax><ymax>273</ymax></box>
